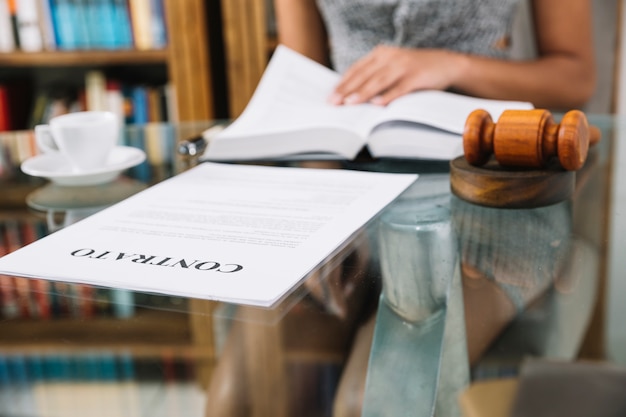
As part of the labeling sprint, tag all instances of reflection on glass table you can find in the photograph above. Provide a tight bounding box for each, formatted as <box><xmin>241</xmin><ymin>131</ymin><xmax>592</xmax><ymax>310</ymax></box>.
<box><xmin>0</xmin><ymin>116</ymin><xmax>618</xmax><ymax>417</ymax></box>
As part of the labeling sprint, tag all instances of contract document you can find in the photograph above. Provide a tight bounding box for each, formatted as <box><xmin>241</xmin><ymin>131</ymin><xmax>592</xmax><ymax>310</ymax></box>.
<box><xmin>0</xmin><ymin>163</ymin><xmax>417</xmax><ymax>307</ymax></box>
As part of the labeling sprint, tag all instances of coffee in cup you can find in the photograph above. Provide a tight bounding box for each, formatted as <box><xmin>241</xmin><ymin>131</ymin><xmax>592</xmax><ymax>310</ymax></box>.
<box><xmin>35</xmin><ymin>111</ymin><xmax>119</xmax><ymax>172</ymax></box>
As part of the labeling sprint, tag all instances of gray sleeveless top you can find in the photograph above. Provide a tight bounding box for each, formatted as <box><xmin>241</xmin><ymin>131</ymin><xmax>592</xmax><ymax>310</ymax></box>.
<box><xmin>316</xmin><ymin>0</ymin><xmax>522</xmax><ymax>73</ymax></box>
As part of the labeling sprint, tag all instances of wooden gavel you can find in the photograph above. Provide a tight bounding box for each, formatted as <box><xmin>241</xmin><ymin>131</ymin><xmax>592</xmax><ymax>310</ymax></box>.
<box><xmin>463</xmin><ymin>109</ymin><xmax>601</xmax><ymax>170</ymax></box>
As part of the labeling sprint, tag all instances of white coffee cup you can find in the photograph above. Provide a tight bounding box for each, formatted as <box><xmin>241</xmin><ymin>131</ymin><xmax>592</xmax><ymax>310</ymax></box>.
<box><xmin>35</xmin><ymin>111</ymin><xmax>119</xmax><ymax>173</ymax></box>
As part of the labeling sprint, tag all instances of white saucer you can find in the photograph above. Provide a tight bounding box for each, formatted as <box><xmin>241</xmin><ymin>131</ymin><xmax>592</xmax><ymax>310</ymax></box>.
<box><xmin>21</xmin><ymin>146</ymin><xmax>147</xmax><ymax>186</ymax></box>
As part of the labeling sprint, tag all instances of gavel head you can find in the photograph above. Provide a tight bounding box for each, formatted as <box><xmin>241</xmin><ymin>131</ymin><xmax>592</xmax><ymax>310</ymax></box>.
<box><xmin>463</xmin><ymin>108</ymin><xmax>600</xmax><ymax>171</ymax></box>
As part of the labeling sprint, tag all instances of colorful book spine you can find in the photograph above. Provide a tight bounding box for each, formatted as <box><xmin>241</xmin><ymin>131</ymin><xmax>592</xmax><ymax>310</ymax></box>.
<box><xmin>0</xmin><ymin>223</ymin><xmax>19</xmax><ymax>318</ymax></box>
<box><xmin>0</xmin><ymin>357</ymin><xmax>10</xmax><ymax>415</ymax></box>
<box><xmin>50</xmin><ymin>0</ymin><xmax>77</xmax><ymax>50</ymax></box>
<box><xmin>0</xmin><ymin>0</ymin><xmax>16</xmax><ymax>51</ymax></box>
<box><xmin>97</xmin><ymin>0</ymin><xmax>117</xmax><ymax>49</ymax></box>
<box><xmin>15</xmin><ymin>0</ymin><xmax>44</xmax><ymax>51</ymax></box>
<box><xmin>105</xmin><ymin>80</ymin><xmax>126</xmax><ymax>136</ymax></box>
<box><xmin>111</xmin><ymin>288</ymin><xmax>134</xmax><ymax>318</ymax></box>
<box><xmin>20</xmin><ymin>221</ymin><xmax>52</xmax><ymax>320</ymax></box>
<box><xmin>85</xmin><ymin>70</ymin><xmax>108</xmax><ymax>111</ymax></box>
<box><xmin>85</xmin><ymin>0</ymin><xmax>101</xmax><ymax>47</ymax></box>
<box><xmin>0</xmin><ymin>133</ymin><xmax>16</xmax><ymax>179</ymax></box>
<box><xmin>127</xmin><ymin>0</ymin><xmax>151</xmax><ymax>50</ymax></box>
<box><xmin>8</xmin><ymin>355</ymin><xmax>37</xmax><ymax>416</ymax></box>
<box><xmin>0</xmin><ymin>353</ymin><xmax>162</xmax><ymax>416</ymax></box>
<box><xmin>36</xmin><ymin>0</ymin><xmax>57</xmax><ymax>49</ymax></box>
<box><xmin>4</xmin><ymin>221</ymin><xmax>35</xmax><ymax>318</ymax></box>
<box><xmin>148</xmin><ymin>0</ymin><xmax>165</xmax><ymax>48</ymax></box>
<box><xmin>3</xmin><ymin>0</ymin><xmax>164</xmax><ymax>52</ymax></box>
<box><xmin>7</xmin><ymin>0</ymin><xmax>20</xmax><ymax>49</ymax></box>
<box><xmin>111</xmin><ymin>0</ymin><xmax>133</xmax><ymax>48</ymax></box>
<box><xmin>130</xmin><ymin>85</ymin><xmax>148</xmax><ymax>124</ymax></box>
<box><xmin>72</xmin><ymin>0</ymin><xmax>91</xmax><ymax>49</ymax></box>
<box><xmin>0</xmin><ymin>86</ymin><xmax>10</xmax><ymax>132</ymax></box>
<box><xmin>125</xmin><ymin>127</ymin><xmax>150</xmax><ymax>181</ymax></box>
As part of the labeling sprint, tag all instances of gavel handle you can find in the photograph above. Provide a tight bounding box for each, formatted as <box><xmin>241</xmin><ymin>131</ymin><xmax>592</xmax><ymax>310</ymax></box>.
<box><xmin>589</xmin><ymin>125</ymin><xmax>601</xmax><ymax>146</ymax></box>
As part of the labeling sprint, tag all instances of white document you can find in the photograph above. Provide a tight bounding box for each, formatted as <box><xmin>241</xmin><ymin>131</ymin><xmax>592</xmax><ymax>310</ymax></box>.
<box><xmin>0</xmin><ymin>163</ymin><xmax>417</xmax><ymax>307</ymax></box>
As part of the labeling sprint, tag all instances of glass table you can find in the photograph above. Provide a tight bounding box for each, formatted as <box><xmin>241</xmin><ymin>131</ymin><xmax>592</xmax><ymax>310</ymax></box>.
<box><xmin>0</xmin><ymin>116</ymin><xmax>619</xmax><ymax>417</ymax></box>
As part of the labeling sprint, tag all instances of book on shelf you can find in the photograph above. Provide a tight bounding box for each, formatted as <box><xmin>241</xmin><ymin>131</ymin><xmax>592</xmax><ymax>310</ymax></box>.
<box><xmin>71</xmin><ymin>0</ymin><xmax>89</xmax><ymax>49</ymax></box>
<box><xmin>50</xmin><ymin>0</ymin><xmax>77</xmax><ymax>50</ymax></box>
<box><xmin>0</xmin><ymin>130</ymin><xmax>38</xmax><ymax>176</ymax></box>
<box><xmin>0</xmin><ymin>352</ymin><xmax>206</xmax><ymax>417</ymax></box>
<box><xmin>0</xmin><ymin>81</ymin><xmax>32</xmax><ymax>131</ymax></box>
<box><xmin>24</xmin><ymin>73</ymin><xmax>174</xmax><ymax>128</ymax></box>
<box><xmin>105</xmin><ymin>80</ymin><xmax>125</xmax><ymax>122</ymax></box>
<box><xmin>148</xmin><ymin>0</ymin><xmax>166</xmax><ymax>48</ymax></box>
<box><xmin>0</xmin><ymin>0</ymin><xmax>16</xmax><ymax>52</ymax></box>
<box><xmin>0</xmin><ymin>86</ymin><xmax>10</xmax><ymax>131</ymax></box>
<box><xmin>83</xmin><ymin>0</ymin><xmax>100</xmax><ymax>49</ymax></box>
<box><xmin>15</xmin><ymin>0</ymin><xmax>44</xmax><ymax>52</ymax></box>
<box><xmin>127</xmin><ymin>0</ymin><xmax>152</xmax><ymax>50</ymax></box>
<box><xmin>111</xmin><ymin>0</ymin><xmax>133</xmax><ymax>49</ymax></box>
<box><xmin>20</xmin><ymin>220</ymin><xmax>52</xmax><ymax>319</ymax></box>
<box><xmin>130</xmin><ymin>84</ymin><xmax>149</xmax><ymax>123</ymax></box>
<box><xmin>36</xmin><ymin>0</ymin><xmax>57</xmax><ymax>50</ymax></box>
<box><xmin>96</xmin><ymin>0</ymin><xmax>119</xmax><ymax>49</ymax></box>
<box><xmin>3</xmin><ymin>220</ymin><xmax>34</xmax><ymax>319</ymax></box>
<box><xmin>73</xmin><ymin>0</ymin><xmax>120</xmax><ymax>50</ymax></box>
<box><xmin>0</xmin><ymin>222</ymin><xmax>19</xmax><ymax>319</ymax></box>
<box><xmin>85</xmin><ymin>70</ymin><xmax>108</xmax><ymax>111</ymax></box>
<box><xmin>7</xmin><ymin>0</ymin><xmax>20</xmax><ymax>50</ymax></box>
<box><xmin>202</xmin><ymin>45</ymin><xmax>534</xmax><ymax>162</ymax></box>
<box><xmin>1</xmin><ymin>0</ymin><xmax>164</xmax><ymax>52</ymax></box>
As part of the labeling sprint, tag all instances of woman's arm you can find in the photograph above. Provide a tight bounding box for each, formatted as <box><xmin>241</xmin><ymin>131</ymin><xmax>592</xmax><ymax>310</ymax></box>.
<box><xmin>330</xmin><ymin>0</ymin><xmax>596</xmax><ymax>110</ymax></box>
<box><xmin>274</xmin><ymin>0</ymin><xmax>329</xmax><ymax>66</ymax></box>
<box><xmin>455</xmin><ymin>0</ymin><xmax>596</xmax><ymax>108</ymax></box>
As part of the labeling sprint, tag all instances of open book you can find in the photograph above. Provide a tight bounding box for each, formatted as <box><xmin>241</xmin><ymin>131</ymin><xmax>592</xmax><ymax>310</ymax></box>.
<box><xmin>202</xmin><ymin>45</ymin><xmax>534</xmax><ymax>162</ymax></box>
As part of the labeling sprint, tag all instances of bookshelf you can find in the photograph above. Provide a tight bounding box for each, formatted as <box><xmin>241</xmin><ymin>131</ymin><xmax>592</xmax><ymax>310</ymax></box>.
<box><xmin>0</xmin><ymin>0</ymin><xmax>214</xmax><ymax>124</ymax></box>
<box><xmin>0</xmin><ymin>0</ymin><xmax>277</xmax><ymax>123</ymax></box>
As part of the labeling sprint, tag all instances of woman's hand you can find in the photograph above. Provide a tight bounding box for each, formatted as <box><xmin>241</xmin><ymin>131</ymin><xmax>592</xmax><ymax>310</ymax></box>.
<box><xmin>329</xmin><ymin>45</ymin><xmax>468</xmax><ymax>106</ymax></box>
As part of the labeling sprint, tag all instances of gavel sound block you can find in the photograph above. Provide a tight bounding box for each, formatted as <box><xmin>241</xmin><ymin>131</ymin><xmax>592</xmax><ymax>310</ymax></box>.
<box><xmin>450</xmin><ymin>109</ymin><xmax>601</xmax><ymax>208</ymax></box>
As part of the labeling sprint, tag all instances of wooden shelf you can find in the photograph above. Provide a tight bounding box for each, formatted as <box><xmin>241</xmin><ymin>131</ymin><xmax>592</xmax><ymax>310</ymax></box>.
<box><xmin>0</xmin><ymin>49</ymin><xmax>169</xmax><ymax>67</ymax></box>
<box><xmin>0</xmin><ymin>1</ymin><xmax>213</xmax><ymax>121</ymax></box>
<box><xmin>0</xmin><ymin>309</ymin><xmax>194</xmax><ymax>348</ymax></box>
<box><xmin>0</xmin><ymin>344</ymin><xmax>215</xmax><ymax>359</ymax></box>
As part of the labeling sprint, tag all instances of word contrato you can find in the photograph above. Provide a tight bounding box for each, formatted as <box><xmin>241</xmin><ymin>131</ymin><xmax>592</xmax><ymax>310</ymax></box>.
<box><xmin>71</xmin><ymin>249</ymin><xmax>244</xmax><ymax>273</ymax></box>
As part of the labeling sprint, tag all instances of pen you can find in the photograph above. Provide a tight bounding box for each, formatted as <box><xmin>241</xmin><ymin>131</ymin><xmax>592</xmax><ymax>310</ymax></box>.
<box><xmin>177</xmin><ymin>135</ymin><xmax>207</xmax><ymax>157</ymax></box>
<box><xmin>177</xmin><ymin>124</ymin><xmax>226</xmax><ymax>157</ymax></box>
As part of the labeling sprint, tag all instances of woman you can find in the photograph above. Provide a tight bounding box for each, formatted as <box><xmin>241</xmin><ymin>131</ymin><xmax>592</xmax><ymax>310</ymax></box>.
<box><xmin>274</xmin><ymin>0</ymin><xmax>596</xmax><ymax>110</ymax></box>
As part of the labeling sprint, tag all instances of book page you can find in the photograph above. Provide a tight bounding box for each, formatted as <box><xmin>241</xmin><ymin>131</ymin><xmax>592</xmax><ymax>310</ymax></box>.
<box><xmin>376</xmin><ymin>90</ymin><xmax>533</xmax><ymax>134</ymax></box>
<box><xmin>367</xmin><ymin>121</ymin><xmax>464</xmax><ymax>160</ymax></box>
<box><xmin>218</xmin><ymin>46</ymin><xmax>379</xmax><ymax>139</ymax></box>
<box><xmin>0</xmin><ymin>163</ymin><xmax>417</xmax><ymax>307</ymax></box>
